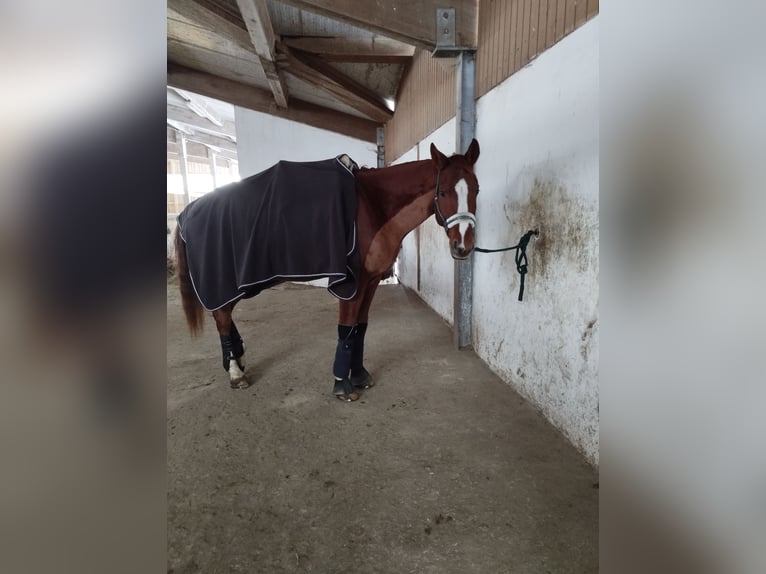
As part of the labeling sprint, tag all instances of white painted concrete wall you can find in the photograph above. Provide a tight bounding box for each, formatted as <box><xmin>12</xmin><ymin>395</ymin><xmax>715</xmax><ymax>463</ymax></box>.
<box><xmin>395</xmin><ymin>18</ymin><xmax>599</xmax><ymax>464</ymax></box>
<box><xmin>393</xmin><ymin>121</ymin><xmax>457</xmax><ymax>325</ymax></box>
<box><xmin>234</xmin><ymin>107</ymin><xmax>377</xmax><ymax>177</ymax></box>
<box><xmin>392</xmin><ymin>146</ymin><xmax>419</xmax><ymax>290</ymax></box>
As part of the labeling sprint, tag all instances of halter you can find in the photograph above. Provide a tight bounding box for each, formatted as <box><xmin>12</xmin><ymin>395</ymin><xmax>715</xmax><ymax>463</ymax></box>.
<box><xmin>433</xmin><ymin>169</ymin><xmax>477</xmax><ymax>235</ymax></box>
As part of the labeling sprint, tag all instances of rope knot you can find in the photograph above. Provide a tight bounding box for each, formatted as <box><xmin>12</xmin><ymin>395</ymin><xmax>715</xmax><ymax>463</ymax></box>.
<box><xmin>474</xmin><ymin>228</ymin><xmax>539</xmax><ymax>301</ymax></box>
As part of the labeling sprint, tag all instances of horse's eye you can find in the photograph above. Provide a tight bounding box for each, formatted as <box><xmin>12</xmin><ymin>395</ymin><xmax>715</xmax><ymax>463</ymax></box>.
<box><xmin>439</xmin><ymin>191</ymin><xmax>446</xmax><ymax>198</ymax></box>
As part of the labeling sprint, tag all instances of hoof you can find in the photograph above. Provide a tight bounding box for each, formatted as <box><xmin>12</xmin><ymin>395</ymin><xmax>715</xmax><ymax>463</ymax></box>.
<box><xmin>333</xmin><ymin>378</ymin><xmax>359</xmax><ymax>402</ymax></box>
<box><xmin>350</xmin><ymin>368</ymin><xmax>374</xmax><ymax>389</ymax></box>
<box><xmin>230</xmin><ymin>376</ymin><xmax>250</xmax><ymax>389</ymax></box>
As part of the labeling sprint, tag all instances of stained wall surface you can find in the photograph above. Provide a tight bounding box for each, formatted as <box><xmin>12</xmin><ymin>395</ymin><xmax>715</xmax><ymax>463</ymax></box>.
<box><xmin>395</xmin><ymin>18</ymin><xmax>599</xmax><ymax>464</ymax></box>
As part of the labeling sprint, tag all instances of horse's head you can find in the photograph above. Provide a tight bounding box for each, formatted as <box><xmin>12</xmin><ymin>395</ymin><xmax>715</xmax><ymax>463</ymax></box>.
<box><xmin>430</xmin><ymin>139</ymin><xmax>480</xmax><ymax>259</ymax></box>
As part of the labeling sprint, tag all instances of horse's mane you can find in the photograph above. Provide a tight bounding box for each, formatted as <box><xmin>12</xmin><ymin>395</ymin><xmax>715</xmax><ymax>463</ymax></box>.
<box><xmin>359</xmin><ymin>153</ymin><xmax>464</xmax><ymax>172</ymax></box>
<box><xmin>357</xmin><ymin>158</ymin><xmax>430</xmax><ymax>172</ymax></box>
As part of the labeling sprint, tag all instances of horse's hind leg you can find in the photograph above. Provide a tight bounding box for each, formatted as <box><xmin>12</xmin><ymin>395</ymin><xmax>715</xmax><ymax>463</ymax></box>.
<box><xmin>213</xmin><ymin>303</ymin><xmax>249</xmax><ymax>389</ymax></box>
<box><xmin>333</xmin><ymin>295</ymin><xmax>365</xmax><ymax>402</ymax></box>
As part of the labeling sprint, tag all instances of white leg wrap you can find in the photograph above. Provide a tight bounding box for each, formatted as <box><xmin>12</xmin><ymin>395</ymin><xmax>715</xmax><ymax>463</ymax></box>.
<box><xmin>228</xmin><ymin>359</ymin><xmax>245</xmax><ymax>381</ymax></box>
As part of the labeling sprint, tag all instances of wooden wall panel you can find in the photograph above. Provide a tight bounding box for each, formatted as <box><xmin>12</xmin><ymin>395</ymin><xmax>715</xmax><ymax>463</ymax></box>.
<box><xmin>545</xmin><ymin>0</ymin><xmax>557</xmax><ymax>48</ymax></box>
<box><xmin>532</xmin><ymin>0</ymin><xmax>541</xmax><ymax>59</ymax></box>
<box><xmin>503</xmin><ymin>0</ymin><xmax>514</xmax><ymax>80</ymax></box>
<box><xmin>521</xmin><ymin>0</ymin><xmax>530</xmax><ymax>66</ymax></box>
<box><xmin>564</xmin><ymin>0</ymin><xmax>576</xmax><ymax>36</ymax></box>
<box><xmin>587</xmin><ymin>0</ymin><xmax>599</xmax><ymax>19</ymax></box>
<box><xmin>386</xmin><ymin>0</ymin><xmax>598</xmax><ymax>160</ymax></box>
<box><xmin>556</xmin><ymin>0</ymin><xmax>567</xmax><ymax>42</ymax></box>
<box><xmin>491</xmin><ymin>0</ymin><xmax>505</xmax><ymax>88</ymax></box>
<box><xmin>385</xmin><ymin>50</ymin><xmax>456</xmax><ymax>163</ymax></box>
<box><xmin>475</xmin><ymin>0</ymin><xmax>597</xmax><ymax>97</ymax></box>
<box><xmin>575</xmin><ymin>0</ymin><xmax>588</xmax><ymax>28</ymax></box>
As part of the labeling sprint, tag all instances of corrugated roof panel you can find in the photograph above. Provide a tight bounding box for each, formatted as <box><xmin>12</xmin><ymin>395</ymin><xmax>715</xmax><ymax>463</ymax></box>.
<box><xmin>195</xmin><ymin>0</ymin><xmax>246</xmax><ymax>30</ymax></box>
<box><xmin>267</xmin><ymin>1</ymin><xmax>303</xmax><ymax>35</ymax></box>
<box><xmin>267</xmin><ymin>0</ymin><xmax>379</xmax><ymax>38</ymax></box>
<box><xmin>284</xmin><ymin>75</ymin><xmax>371</xmax><ymax>120</ymax></box>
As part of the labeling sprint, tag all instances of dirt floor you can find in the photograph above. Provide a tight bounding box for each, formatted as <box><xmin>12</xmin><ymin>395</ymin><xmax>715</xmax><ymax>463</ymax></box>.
<box><xmin>167</xmin><ymin>281</ymin><xmax>598</xmax><ymax>574</ymax></box>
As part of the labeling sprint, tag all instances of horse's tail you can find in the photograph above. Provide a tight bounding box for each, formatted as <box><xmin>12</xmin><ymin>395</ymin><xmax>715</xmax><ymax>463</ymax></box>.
<box><xmin>174</xmin><ymin>227</ymin><xmax>204</xmax><ymax>336</ymax></box>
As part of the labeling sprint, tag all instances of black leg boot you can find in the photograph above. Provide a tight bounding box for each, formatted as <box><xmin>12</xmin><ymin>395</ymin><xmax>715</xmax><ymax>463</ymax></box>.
<box><xmin>221</xmin><ymin>334</ymin><xmax>248</xmax><ymax>388</ymax></box>
<box><xmin>332</xmin><ymin>325</ymin><xmax>358</xmax><ymax>401</ymax></box>
<box><xmin>230</xmin><ymin>320</ymin><xmax>245</xmax><ymax>363</ymax></box>
<box><xmin>220</xmin><ymin>335</ymin><xmax>236</xmax><ymax>372</ymax></box>
<box><xmin>350</xmin><ymin>323</ymin><xmax>372</xmax><ymax>389</ymax></box>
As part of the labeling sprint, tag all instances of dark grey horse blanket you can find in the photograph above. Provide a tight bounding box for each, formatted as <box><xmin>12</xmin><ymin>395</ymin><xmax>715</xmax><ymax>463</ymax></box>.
<box><xmin>177</xmin><ymin>156</ymin><xmax>360</xmax><ymax>311</ymax></box>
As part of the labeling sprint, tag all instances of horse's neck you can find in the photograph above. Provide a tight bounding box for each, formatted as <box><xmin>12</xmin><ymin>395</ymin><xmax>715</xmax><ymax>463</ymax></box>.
<box><xmin>357</xmin><ymin>160</ymin><xmax>436</xmax><ymax>233</ymax></box>
<box><xmin>355</xmin><ymin>160</ymin><xmax>438</xmax><ymax>275</ymax></box>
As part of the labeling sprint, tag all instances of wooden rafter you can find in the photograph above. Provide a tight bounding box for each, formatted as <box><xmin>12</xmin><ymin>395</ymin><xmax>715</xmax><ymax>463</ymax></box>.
<box><xmin>235</xmin><ymin>0</ymin><xmax>289</xmax><ymax>107</ymax></box>
<box><xmin>281</xmin><ymin>36</ymin><xmax>415</xmax><ymax>64</ymax></box>
<box><xmin>280</xmin><ymin>47</ymin><xmax>393</xmax><ymax>123</ymax></box>
<box><xmin>317</xmin><ymin>54</ymin><xmax>412</xmax><ymax>64</ymax></box>
<box><xmin>277</xmin><ymin>0</ymin><xmax>477</xmax><ymax>51</ymax></box>
<box><xmin>168</xmin><ymin>63</ymin><xmax>380</xmax><ymax>142</ymax></box>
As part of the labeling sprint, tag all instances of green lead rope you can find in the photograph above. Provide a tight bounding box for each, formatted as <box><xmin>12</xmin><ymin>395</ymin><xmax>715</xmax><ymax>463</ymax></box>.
<box><xmin>474</xmin><ymin>229</ymin><xmax>539</xmax><ymax>301</ymax></box>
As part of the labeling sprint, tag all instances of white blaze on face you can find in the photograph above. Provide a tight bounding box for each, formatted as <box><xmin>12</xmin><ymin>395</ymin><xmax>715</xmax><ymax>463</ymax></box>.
<box><xmin>455</xmin><ymin>178</ymin><xmax>470</xmax><ymax>249</ymax></box>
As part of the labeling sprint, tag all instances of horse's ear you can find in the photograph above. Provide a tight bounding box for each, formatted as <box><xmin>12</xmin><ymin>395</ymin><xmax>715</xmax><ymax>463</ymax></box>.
<box><xmin>430</xmin><ymin>143</ymin><xmax>449</xmax><ymax>170</ymax></box>
<box><xmin>464</xmin><ymin>138</ymin><xmax>480</xmax><ymax>166</ymax></box>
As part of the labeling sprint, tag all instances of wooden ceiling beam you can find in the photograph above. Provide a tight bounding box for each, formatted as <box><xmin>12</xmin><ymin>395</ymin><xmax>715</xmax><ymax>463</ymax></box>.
<box><xmin>236</xmin><ymin>0</ymin><xmax>289</xmax><ymax>107</ymax></box>
<box><xmin>277</xmin><ymin>0</ymin><xmax>477</xmax><ymax>51</ymax></box>
<box><xmin>168</xmin><ymin>63</ymin><xmax>380</xmax><ymax>142</ymax></box>
<box><xmin>281</xmin><ymin>36</ymin><xmax>415</xmax><ymax>59</ymax></box>
<box><xmin>281</xmin><ymin>47</ymin><xmax>392</xmax><ymax>123</ymax></box>
<box><xmin>168</xmin><ymin>0</ymin><xmax>252</xmax><ymax>52</ymax></box>
<box><xmin>318</xmin><ymin>54</ymin><xmax>412</xmax><ymax>64</ymax></box>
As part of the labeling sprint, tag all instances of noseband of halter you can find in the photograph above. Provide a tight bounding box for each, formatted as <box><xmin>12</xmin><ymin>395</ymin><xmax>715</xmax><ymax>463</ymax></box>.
<box><xmin>433</xmin><ymin>169</ymin><xmax>477</xmax><ymax>235</ymax></box>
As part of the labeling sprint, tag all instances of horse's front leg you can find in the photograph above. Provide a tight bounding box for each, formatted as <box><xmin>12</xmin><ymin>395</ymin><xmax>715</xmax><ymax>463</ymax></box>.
<box><xmin>349</xmin><ymin>278</ymin><xmax>380</xmax><ymax>390</ymax></box>
<box><xmin>212</xmin><ymin>304</ymin><xmax>249</xmax><ymax>389</ymax></box>
<box><xmin>332</xmin><ymin>279</ymin><xmax>380</xmax><ymax>401</ymax></box>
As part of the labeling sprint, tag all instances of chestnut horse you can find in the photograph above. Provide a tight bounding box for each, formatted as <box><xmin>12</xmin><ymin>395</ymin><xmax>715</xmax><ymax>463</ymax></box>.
<box><xmin>175</xmin><ymin>139</ymin><xmax>480</xmax><ymax>401</ymax></box>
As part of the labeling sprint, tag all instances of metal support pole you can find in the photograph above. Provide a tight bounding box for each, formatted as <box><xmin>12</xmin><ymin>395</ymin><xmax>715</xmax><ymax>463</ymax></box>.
<box><xmin>376</xmin><ymin>127</ymin><xmax>385</xmax><ymax>168</ymax></box>
<box><xmin>453</xmin><ymin>50</ymin><xmax>476</xmax><ymax>350</ymax></box>
<box><xmin>179</xmin><ymin>133</ymin><xmax>191</xmax><ymax>208</ymax></box>
<box><xmin>208</xmin><ymin>147</ymin><xmax>218</xmax><ymax>189</ymax></box>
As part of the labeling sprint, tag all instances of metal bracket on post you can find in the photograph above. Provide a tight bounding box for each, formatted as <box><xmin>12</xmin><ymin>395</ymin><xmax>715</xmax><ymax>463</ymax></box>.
<box><xmin>432</xmin><ymin>8</ymin><xmax>470</xmax><ymax>58</ymax></box>
<box><xmin>433</xmin><ymin>8</ymin><xmax>455</xmax><ymax>55</ymax></box>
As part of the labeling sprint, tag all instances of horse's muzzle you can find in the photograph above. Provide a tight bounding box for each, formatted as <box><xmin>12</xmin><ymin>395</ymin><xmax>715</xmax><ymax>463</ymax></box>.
<box><xmin>450</xmin><ymin>242</ymin><xmax>473</xmax><ymax>260</ymax></box>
